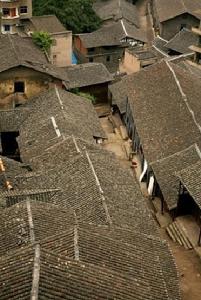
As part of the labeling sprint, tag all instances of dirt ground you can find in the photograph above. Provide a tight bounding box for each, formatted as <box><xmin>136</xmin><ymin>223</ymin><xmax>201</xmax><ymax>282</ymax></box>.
<box><xmin>99</xmin><ymin>114</ymin><xmax>201</xmax><ymax>300</ymax></box>
<box><xmin>161</xmin><ymin>229</ymin><xmax>201</xmax><ymax>300</ymax></box>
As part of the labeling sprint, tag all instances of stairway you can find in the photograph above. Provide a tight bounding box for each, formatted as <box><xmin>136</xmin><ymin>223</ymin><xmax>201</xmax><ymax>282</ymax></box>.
<box><xmin>166</xmin><ymin>220</ymin><xmax>193</xmax><ymax>250</ymax></box>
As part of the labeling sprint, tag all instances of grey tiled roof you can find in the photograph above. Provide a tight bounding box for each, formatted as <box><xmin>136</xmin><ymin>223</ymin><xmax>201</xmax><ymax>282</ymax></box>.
<box><xmin>62</xmin><ymin>63</ymin><xmax>113</xmax><ymax>89</ymax></box>
<box><xmin>165</xmin><ymin>28</ymin><xmax>198</xmax><ymax>54</ymax></box>
<box><xmin>93</xmin><ymin>0</ymin><xmax>139</xmax><ymax>27</ymax></box>
<box><xmin>0</xmin><ymin>244</ymin><xmax>161</xmax><ymax>300</ymax></box>
<box><xmin>151</xmin><ymin>144</ymin><xmax>201</xmax><ymax>210</ymax></box>
<box><xmin>79</xmin><ymin>20</ymin><xmax>147</xmax><ymax>48</ymax></box>
<box><xmin>154</xmin><ymin>0</ymin><xmax>201</xmax><ymax>22</ymax></box>
<box><xmin>127</xmin><ymin>60</ymin><xmax>201</xmax><ymax>162</ymax></box>
<box><xmin>0</xmin><ymin>34</ymin><xmax>68</xmax><ymax>82</ymax></box>
<box><xmin>18</xmin><ymin>88</ymin><xmax>106</xmax><ymax>162</ymax></box>
<box><xmin>26</xmin><ymin>15</ymin><xmax>67</xmax><ymax>33</ymax></box>
<box><xmin>0</xmin><ymin>204</ymin><xmax>180</xmax><ymax>300</ymax></box>
<box><xmin>177</xmin><ymin>159</ymin><xmax>201</xmax><ymax>209</ymax></box>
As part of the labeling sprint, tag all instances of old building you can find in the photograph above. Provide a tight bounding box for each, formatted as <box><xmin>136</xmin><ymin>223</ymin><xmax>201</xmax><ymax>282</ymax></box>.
<box><xmin>0</xmin><ymin>0</ymin><xmax>32</xmax><ymax>34</ymax></box>
<box><xmin>152</xmin><ymin>0</ymin><xmax>201</xmax><ymax>40</ymax></box>
<box><xmin>119</xmin><ymin>45</ymin><xmax>165</xmax><ymax>74</ymax></box>
<box><xmin>62</xmin><ymin>63</ymin><xmax>113</xmax><ymax>103</ymax></box>
<box><xmin>17</xmin><ymin>87</ymin><xmax>106</xmax><ymax>163</ymax></box>
<box><xmin>21</xmin><ymin>15</ymin><xmax>72</xmax><ymax>67</ymax></box>
<box><xmin>0</xmin><ymin>1</ymin><xmax>72</xmax><ymax>67</ymax></box>
<box><xmin>0</xmin><ymin>34</ymin><xmax>68</xmax><ymax>109</ymax></box>
<box><xmin>0</xmin><ymin>134</ymin><xmax>181</xmax><ymax>299</ymax></box>
<box><xmin>74</xmin><ymin>20</ymin><xmax>147</xmax><ymax>73</ymax></box>
<box><xmin>110</xmin><ymin>60</ymin><xmax>201</xmax><ymax>201</ymax></box>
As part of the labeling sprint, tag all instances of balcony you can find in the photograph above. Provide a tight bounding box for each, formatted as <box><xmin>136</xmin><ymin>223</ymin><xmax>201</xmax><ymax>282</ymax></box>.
<box><xmin>1</xmin><ymin>7</ymin><xmax>19</xmax><ymax>19</ymax></box>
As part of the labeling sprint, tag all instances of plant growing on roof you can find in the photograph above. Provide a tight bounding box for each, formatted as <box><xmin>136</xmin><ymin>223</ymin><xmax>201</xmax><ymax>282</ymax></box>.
<box><xmin>32</xmin><ymin>31</ymin><xmax>53</xmax><ymax>53</ymax></box>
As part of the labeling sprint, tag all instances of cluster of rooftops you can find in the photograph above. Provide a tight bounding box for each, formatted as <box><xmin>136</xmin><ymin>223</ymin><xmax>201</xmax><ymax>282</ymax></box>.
<box><xmin>0</xmin><ymin>85</ymin><xmax>182</xmax><ymax>298</ymax></box>
<box><xmin>1</xmin><ymin>0</ymin><xmax>201</xmax><ymax>298</ymax></box>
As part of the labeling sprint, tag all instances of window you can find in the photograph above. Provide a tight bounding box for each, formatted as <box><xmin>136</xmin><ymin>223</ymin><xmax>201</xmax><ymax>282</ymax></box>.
<box><xmin>2</xmin><ymin>8</ymin><xmax>9</xmax><ymax>16</ymax></box>
<box><xmin>88</xmin><ymin>47</ymin><xmax>95</xmax><ymax>53</ymax></box>
<box><xmin>3</xmin><ymin>25</ymin><xmax>11</xmax><ymax>32</ymax></box>
<box><xmin>106</xmin><ymin>55</ymin><xmax>111</xmax><ymax>62</ymax></box>
<box><xmin>14</xmin><ymin>81</ymin><xmax>25</xmax><ymax>93</ymax></box>
<box><xmin>89</xmin><ymin>57</ymin><xmax>93</xmax><ymax>62</ymax></box>
<box><xmin>20</xmin><ymin>6</ymin><xmax>28</xmax><ymax>14</ymax></box>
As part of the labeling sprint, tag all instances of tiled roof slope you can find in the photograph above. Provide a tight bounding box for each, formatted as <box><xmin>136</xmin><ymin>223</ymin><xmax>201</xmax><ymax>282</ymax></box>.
<box><xmin>150</xmin><ymin>144</ymin><xmax>201</xmax><ymax>210</ymax></box>
<box><xmin>0</xmin><ymin>212</ymin><xmax>180</xmax><ymax>300</ymax></box>
<box><xmin>165</xmin><ymin>28</ymin><xmax>198</xmax><ymax>54</ymax></box>
<box><xmin>79</xmin><ymin>20</ymin><xmax>147</xmax><ymax>48</ymax></box>
<box><xmin>0</xmin><ymin>34</ymin><xmax>68</xmax><ymax>81</ymax></box>
<box><xmin>154</xmin><ymin>0</ymin><xmax>201</xmax><ymax>22</ymax></box>
<box><xmin>126</xmin><ymin>60</ymin><xmax>201</xmax><ymax>162</ymax></box>
<box><xmin>177</xmin><ymin>159</ymin><xmax>201</xmax><ymax>209</ymax></box>
<box><xmin>11</xmin><ymin>149</ymin><xmax>157</xmax><ymax>235</ymax></box>
<box><xmin>93</xmin><ymin>0</ymin><xmax>139</xmax><ymax>27</ymax></box>
<box><xmin>26</xmin><ymin>15</ymin><xmax>67</xmax><ymax>33</ymax></box>
<box><xmin>62</xmin><ymin>63</ymin><xmax>113</xmax><ymax>89</ymax></box>
<box><xmin>0</xmin><ymin>245</ymin><xmax>159</xmax><ymax>300</ymax></box>
<box><xmin>18</xmin><ymin>88</ymin><xmax>106</xmax><ymax>162</ymax></box>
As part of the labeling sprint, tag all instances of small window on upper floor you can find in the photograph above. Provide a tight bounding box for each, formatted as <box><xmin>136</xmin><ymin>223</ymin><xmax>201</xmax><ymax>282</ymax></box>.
<box><xmin>20</xmin><ymin>6</ymin><xmax>28</xmax><ymax>14</ymax></box>
<box><xmin>106</xmin><ymin>55</ymin><xmax>111</xmax><ymax>62</ymax></box>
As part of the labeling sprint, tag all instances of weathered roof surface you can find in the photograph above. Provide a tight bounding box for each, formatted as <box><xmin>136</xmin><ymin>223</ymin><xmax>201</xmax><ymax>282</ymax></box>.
<box><xmin>0</xmin><ymin>201</ymin><xmax>76</xmax><ymax>255</ymax></box>
<box><xmin>0</xmin><ymin>34</ymin><xmax>68</xmax><ymax>81</ymax></box>
<box><xmin>62</xmin><ymin>63</ymin><xmax>113</xmax><ymax>89</ymax></box>
<box><xmin>153</xmin><ymin>36</ymin><xmax>169</xmax><ymax>56</ymax></box>
<box><xmin>151</xmin><ymin>144</ymin><xmax>201</xmax><ymax>210</ymax></box>
<box><xmin>177</xmin><ymin>159</ymin><xmax>201</xmax><ymax>209</ymax></box>
<box><xmin>127</xmin><ymin>60</ymin><xmax>201</xmax><ymax>162</ymax></box>
<box><xmin>0</xmin><ymin>108</ymin><xmax>31</xmax><ymax>132</ymax></box>
<box><xmin>154</xmin><ymin>0</ymin><xmax>201</xmax><ymax>22</ymax></box>
<box><xmin>26</xmin><ymin>15</ymin><xmax>67</xmax><ymax>33</ymax></box>
<box><xmin>13</xmin><ymin>147</ymin><xmax>158</xmax><ymax>235</ymax></box>
<box><xmin>176</xmin><ymin>60</ymin><xmax>201</xmax><ymax>78</ymax></box>
<box><xmin>0</xmin><ymin>201</ymin><xmax>180</xmax><ymax>300</ymax></box>
<box><xmin>0</xmin><ymin>244</ymin><xmax>163</xmax><ymax>300</ymax></box>
<box><xmin>18</xmin><ymin>87</ymin><xmax>106</xmax><ymax>162</ymax></box>
<box><xmin>165</xmin><ymin>28</ymin><xmax>198</xmax><ymax>54</ymax></box>
<box><xmin>79</xmin><ymin>20</ymin><xmax>147</xmax><ymax>48</ymax></box>
<box><xmin>41</xmin><ymin>225</ymin><xmax>179</xmax><ymax>300</ymax></box>
<box><xmin>93</xmin><ymin>0</ymin><xmax>139</xmax><ymax>27</ymax></box>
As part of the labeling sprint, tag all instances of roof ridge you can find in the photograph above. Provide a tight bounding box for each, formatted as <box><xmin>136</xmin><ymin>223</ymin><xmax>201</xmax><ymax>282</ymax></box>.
<box><xmin>166</xmin><ymin>60</ymin><xmax>201</xmax><ymax>134</ymax></box>
<box><xmin>150</xmin><ymin>143</ymin><xmax>199</xmax><ymax>165</ymax></box>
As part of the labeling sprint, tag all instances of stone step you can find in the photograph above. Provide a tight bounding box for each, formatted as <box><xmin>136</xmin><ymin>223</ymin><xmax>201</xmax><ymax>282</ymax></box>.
<box><xmin>166</xmin><ymin>221</ymin><xmax>193</xmax><ymax>250</ymax></box>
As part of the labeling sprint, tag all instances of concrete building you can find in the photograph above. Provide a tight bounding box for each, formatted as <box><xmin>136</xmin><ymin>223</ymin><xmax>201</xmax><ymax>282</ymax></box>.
<box><xmin>0</xmin><ymin>0</ymin><xmax>32</xmax><ymax>34</ymax></box>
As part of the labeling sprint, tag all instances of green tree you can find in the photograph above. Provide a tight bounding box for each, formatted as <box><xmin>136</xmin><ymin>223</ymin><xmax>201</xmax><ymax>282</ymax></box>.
<box><xmin>32</xmin><ymin>31</ymin><xmax>53</xmax><ymax>53</ymax></box>
<box><xmin>32</xmin><ymin>0</ymin><xmax>101</xmax><ymax>33</ymax></box>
